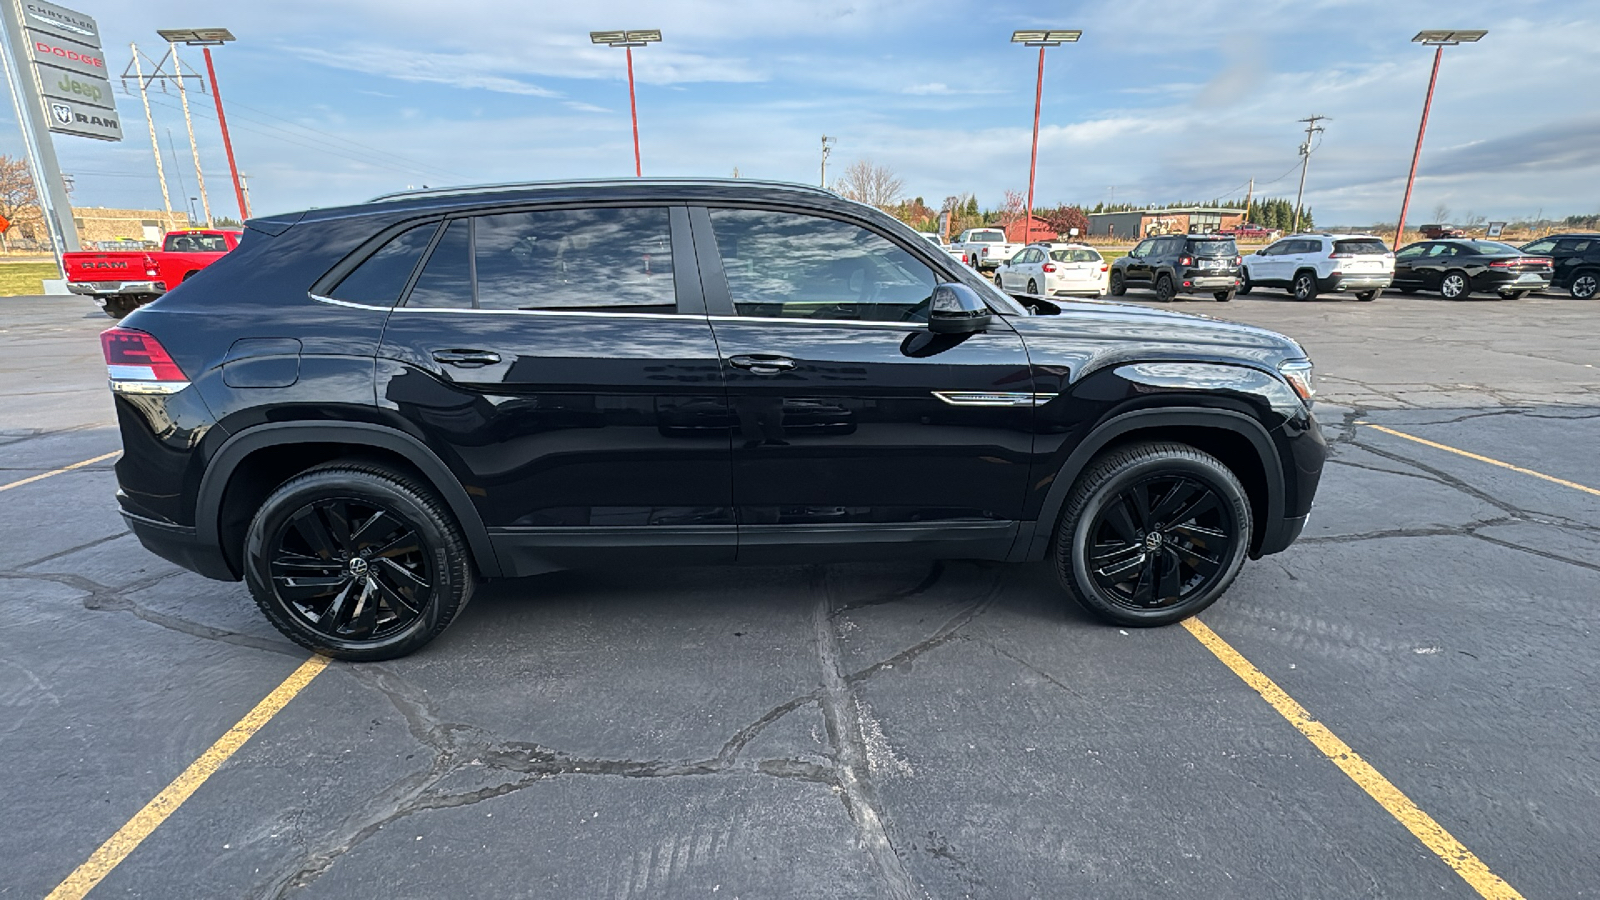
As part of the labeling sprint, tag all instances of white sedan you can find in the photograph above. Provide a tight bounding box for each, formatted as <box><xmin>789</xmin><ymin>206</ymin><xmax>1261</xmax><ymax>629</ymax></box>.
<box><xmin>995</xmin><ymin>243</ymin><xmax>1108</xmax><ymax>297</ymax></box>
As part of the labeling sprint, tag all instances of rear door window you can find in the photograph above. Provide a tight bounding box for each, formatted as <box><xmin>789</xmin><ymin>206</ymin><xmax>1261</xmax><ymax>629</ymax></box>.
<box><xmin>474</xmin><ymin>207</ymin><xmax>677</xmax><ymax>313</ymax></box>
<box><xmin>404</xmin><ymin>219</ymin><xmax>473</xmax><ymax>309</ymax></box>
<box><xmin>330</xmin><ymin>222</ymin><xmax>438</xmax><ymax>306</ymax></box>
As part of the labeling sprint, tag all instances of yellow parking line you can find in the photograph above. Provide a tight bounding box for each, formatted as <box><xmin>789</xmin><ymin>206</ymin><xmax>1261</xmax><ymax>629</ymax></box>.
<box><xmin>1362</xmin><ymin>422</ymin><xmax>1599</xmax><ymax>497</ymax></box>
<box><xmin>1183</xmin><ymin>619</ymin><xmax>1523</xmax><ymax>900</ymax></box>
<box><xmin>46</xmin><ymin>654</ymin><xmax>330</xmax><ymax>900</ymax></box>
<box><xmin>0</xmin><ymin>451</ymin><xmax>120</xmax><ymax>493</ymax></box>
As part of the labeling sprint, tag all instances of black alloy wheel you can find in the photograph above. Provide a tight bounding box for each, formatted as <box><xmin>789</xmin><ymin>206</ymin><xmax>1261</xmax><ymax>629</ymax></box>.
<box><xmin>1027</xmin><ymin>278</ymin><xmax>1039</xmax><ymax>295</ymax></box>
<box><xmin>1110</xmin><ymin>270</ymin><xmax>1126</xmax><ymax>296</ymax></box>
<box><xmin>1440</xmin><ymin>271</ymin><xmax>1470</xmax><ymax>300</ymax></box>
<box><xmin>1055</xmin><ymin>442</ymin><xmax>1251</xmax><ymax>626</ymax></box>
<box><xmin>1155</xmin><ymin>274</ymin><xmax>1175</xmax><ymax>302</ymax></box>
<box><xmin>245</xmin><ymin>464</ymin><xmax>474</xmax><ymax>660</ymax></box>
<box><xmin>1355</xmin><ymin>290</ymin><xmax>1378</xmax><ymax>302</ymax></box>
<box><xmin>1570</xmin><ymin>272</ymin><xmax>1597</xmax><ymax>299</ymax></box>
<box><xmin>1292</xmin><ymin>272</ymin><xmax>1317</xmax><ymax>301</ymax></box>
<box><xmin>1238</xmin><ymin>269</ymin><xmax>1253</xmax><ymax>295</ymax></box>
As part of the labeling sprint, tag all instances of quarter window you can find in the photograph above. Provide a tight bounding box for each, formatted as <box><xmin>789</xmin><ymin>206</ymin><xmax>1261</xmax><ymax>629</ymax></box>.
<box><xmin>331</xmin><ymin>222</ymin><xmax>437</xmax><ymax>306</ymax></box>
<box><xmin>405</xmin><ymin>219</ymin><xmax>472</xmax><ymax>309</ymax></box>
<box><xmin>708</xmin><ymin>209</ymin><xmax>937</xmax><ymax>322</ymax></box>
<box><xmin>474</xmin><ymin>207</ymin><xmax>676</xmax><ymax>312</ymax></box>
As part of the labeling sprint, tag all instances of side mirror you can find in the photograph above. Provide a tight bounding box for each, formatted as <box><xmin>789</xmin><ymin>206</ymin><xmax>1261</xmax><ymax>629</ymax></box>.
<box><xmin>928</xmin><ymin>283</ymin><xmax>993</xmax><ymax>334</ymax></box>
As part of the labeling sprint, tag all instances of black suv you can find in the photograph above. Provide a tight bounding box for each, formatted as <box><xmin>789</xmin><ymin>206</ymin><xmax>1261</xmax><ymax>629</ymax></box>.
<box><xmin>1519</xmin><ymin>233</ymin><xmax>1600</xmax><ymax>299</ymax></box>
<box><xmin>103</xmin><ymin>179</ymin><xmax>1325</xmax><ymax>660</ymax></box>
<box><xmin>1110</xmin><ymin>234</ymin><xmax>1242</xmax><ymax>302</ymax></box>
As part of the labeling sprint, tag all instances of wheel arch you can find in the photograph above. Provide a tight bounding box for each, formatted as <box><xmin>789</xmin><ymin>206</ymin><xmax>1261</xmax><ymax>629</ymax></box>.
<box><xmin>1018</xmin><ymin>407</ymin><xmax>1285</xmax><ymax>563</ymax></box>
<box><xmin>197</xmin><ymin>422</ymin><xmax>502</xmax><ymax>580</ymax></box>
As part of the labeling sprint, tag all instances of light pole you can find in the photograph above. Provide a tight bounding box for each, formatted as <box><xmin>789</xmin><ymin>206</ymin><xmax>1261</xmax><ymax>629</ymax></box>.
<box><xmin>1011</xmin><ymin>29</ymin><xmax>1081</xmax><ymax>246</ymax></box>
<box><xmin>1393</xmin><ymin>29</ymin><xmax>1486</xmax><ymax>251</ymax></box>
<box><xmin>820</xmin><ymin>135</ymin><xmax>836</xmax><ymax>188</ymax></box>
<box><xmin>157</xmin><ymin>28</ymin><xmax>250</xmax><ymax>220</ymax></box>
<box><xmin>590</xmin><ymin>30</ymin><xmax>662</xmax><ymax>177</ymax></box>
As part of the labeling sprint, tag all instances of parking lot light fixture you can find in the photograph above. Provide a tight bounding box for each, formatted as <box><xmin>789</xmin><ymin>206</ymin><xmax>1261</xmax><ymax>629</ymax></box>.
<box><xmin>590</xmin><ymin>30</ymin><xmax>662</xmax><ymax>177</ymax></box>
<box><xmin>156</xmin><ymin>28</ymin><xmax>249</xmax><ymax>220</ymax></box>
<box><xmin>1393</xmin><ymin>29</ymin><xmax>1486</xmax><ymax>252</ymax></box>
<box><xmin>1011</xmin><ymin>29</ymin><xmax>1081</xmax><ymax>246</ymax></box>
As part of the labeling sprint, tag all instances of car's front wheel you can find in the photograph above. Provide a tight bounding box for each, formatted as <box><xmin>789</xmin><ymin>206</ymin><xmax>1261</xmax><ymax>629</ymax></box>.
<box><xmin>1054</xmin><ymin>442</ymin><xmax>1252</xmax><ymax>627</ymax></box>
<box><xmin>993</xmin><ymin>271</ymin><xmax>1005</xmax><ymax>287</ymax></box>
<box><xmin>244</xmin><ymin>463</ymin><xmax>475</xmax><ymax>661</ymax></box>
<box><xmin>1027</xmin><ymin>278</ymin><xmax>1039</xmax><ymax>295</ymax></box>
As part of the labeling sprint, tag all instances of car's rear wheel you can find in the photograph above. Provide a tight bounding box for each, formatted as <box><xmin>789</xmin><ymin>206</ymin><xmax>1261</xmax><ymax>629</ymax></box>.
<box><xmin>1355</xmin><ymin>290</ymin><xmax>1378</xmax><ymax>302</ymax></box>
<box><xmin>1027</xmin><ymin>278</ymin><xmax>1039</xmax><ymax>295</ymax></box>
<box><xmin>1110</xmin><ymin>270</ymin><xmax>1126</xmax><ymax>296</ymax></box>
<box><xmin>1440</xmin><ymin>271</ymin><xmax>1470</xmax><ymax>300</ymax></box>
<box><xmin>1570</xmin><ymin>271</ymin><xmax>1597</xmax><ymax>299</ymax></box>
<box><xmin>244</xmin><ymin>463</ymin><xmax>474</xmax><ymax>661</ymax></box>
<box><xmin>1054</xmin><ymin>442</ymin><xmax>1252</xmax><ymax>627</ymax></box>
<box><xmin>1154</xmin><ymin>274</ymin><xmax>1175</xmax><ymax>302</ymax></box>
<box><xmin>1292</xmin><ymin>271</ymin><xmax>1317</xmax><ymax>301</ymax></box>
<box><xmin>1238</xmin><ymin>269</ymin><xmax>1253</xmax><ymax>295</ymax></box>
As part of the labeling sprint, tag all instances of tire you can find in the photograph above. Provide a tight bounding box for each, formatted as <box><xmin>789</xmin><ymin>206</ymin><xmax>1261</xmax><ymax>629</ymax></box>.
<box><xmin>181</xmin><ymin>270</ymin><xmax>200</xmax><ymax>282</ymax></box>
<box><xmin>1399</xmin><ymin>286</ymin><xmax>1420</xmax><ymax>295</ymax></box>
<box><xmin>1500</xmin><ymin>290</ymin><xmax>1530</xmax><ymax>301</ymax></box>
<box><xmin>1027</xmin><ymin>278</ymin><xmax>1039</xmax><ymax>295</ymax></box>
<box><xmin>994</xmin><ymin>271</ymin><xmax>1005</xmax><ymax>287</ymax></box>
<box><xmin>1292</xmin><ymin>271</ymin><xmax>1317</xmax><ymax>301</ymax></box>
<box><xmin>1054</xmin><ymin>442</ymin><xmax>1252</xmax><ymax>627</ymax></box>
<box><xmin>1213</xmin><ymin>289</ymin><xmax>1235</xmax><ymax>302</ymax></box>
<box><xmin>1440</xmin><ymin>270</ymin><xmax>1470</xmax><ymax>300</ymax></box>
<box><xmin>1238</xmin><ymin>269</ymin><xmax>1253</xmax><ymax>295</ymax></box>
<box><xmin>244</xmin><ymin>463</ymin><xmax>476</xmax><ymax>661</ymax></box>
<box><xmin>1570</xmin><ymin>271</ymin><xmax>1598</xmax><ymax>300</ymax></box>
<box><xmin>1154</xmin><ymin>274</ymin><xmax>1175</xmax><ymax>302</ymax></box>
<box><xmin>1355</xmin><ymin>290</ymin><xmax>1378</xmax><ymax>302</ymax></box>
<box><xmin>1110</xmin><ymin>270</ymin><xmax>1126</xmax><ymax>296</ymax></box>
<box><xmin>101</xmin><ymin>296</ymin><xmax>138</xmax><ymax>319</ymax></box>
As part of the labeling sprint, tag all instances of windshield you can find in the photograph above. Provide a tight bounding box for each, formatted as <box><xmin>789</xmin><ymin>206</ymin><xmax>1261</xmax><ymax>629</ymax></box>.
<box><xmin>164</xmin><ymin>233</ymin><xmax>229</xmax><ymax>253</ymax></box>
<box><xmin>967</xmin><ymin>230</ymin><xmax>1005</xmax><ymax>243</ymax></box>
<box><xmin>1188</xmin><ymin>239</ymin><xmax>1237</xmax><ymax>257</ymax></box>
<box><xmin>1049</xmin><ymin>248</ymin><xmax>1101</xmax><ymax>263</ymax></box>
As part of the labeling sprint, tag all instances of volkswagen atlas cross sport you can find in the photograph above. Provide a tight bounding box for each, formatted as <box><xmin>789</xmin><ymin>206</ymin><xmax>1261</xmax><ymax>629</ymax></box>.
<box><xmin>103</xmin><ymin>179</ymin><xmax>1326</xmax><ymax>661</ymax></box>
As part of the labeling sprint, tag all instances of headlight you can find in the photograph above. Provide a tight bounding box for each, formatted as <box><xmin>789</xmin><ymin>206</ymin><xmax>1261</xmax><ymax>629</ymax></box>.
<box><xmin>1279</xmin><ymin>359</ymin><xmax>1315</xmax><ymax>407</ymax></box>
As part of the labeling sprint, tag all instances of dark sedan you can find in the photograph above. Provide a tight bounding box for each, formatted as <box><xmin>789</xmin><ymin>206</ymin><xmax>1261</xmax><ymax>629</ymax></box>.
<box><xmin>1392</xmin><ymin>239</ymin><xmax>1553</xmax><ymax>300</ymax></box>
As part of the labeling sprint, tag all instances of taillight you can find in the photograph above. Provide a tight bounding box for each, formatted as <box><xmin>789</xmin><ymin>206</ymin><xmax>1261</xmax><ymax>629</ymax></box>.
<box><xmin>101</xmin><ymin>327</ymin><xmax>189</xmax><ymax>394</ymax></box>
<box><xmin>1099</xmin><ymin>263</ymin><xmax>1109</xmax><ymax>272</ymax></box>
<box><xmin>1180</xmin><ymin>256</ymin><xmax>1193</xmax><ymax>266</ymax></box>
<box><xmin>1042</xmin><ymin>263</ymin><xmax>1056</xmax><ymax>273</ymax></box>
<box><xmin>1329</xmin><ymin>251</ymin><xmax>1352</xmax><ymax>259</ymax></box>
<box><xmin>1232</xmin><ymin>256</ymin><xmax>1241</xmax><ymax>266</ymax></box>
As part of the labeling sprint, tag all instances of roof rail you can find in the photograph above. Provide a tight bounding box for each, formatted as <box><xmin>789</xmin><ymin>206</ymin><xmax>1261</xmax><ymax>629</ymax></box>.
<box><xmin>367</xmin><ymin>177</ymin><xmax>839</xmax><ymax>203</ymax></box>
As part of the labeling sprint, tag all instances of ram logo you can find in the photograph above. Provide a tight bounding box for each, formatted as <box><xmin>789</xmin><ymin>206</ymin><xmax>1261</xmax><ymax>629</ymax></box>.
<box><xmin>50</xmin><ymin>102</ymin><xmax>71</xmax><ymax>125</ymax></box>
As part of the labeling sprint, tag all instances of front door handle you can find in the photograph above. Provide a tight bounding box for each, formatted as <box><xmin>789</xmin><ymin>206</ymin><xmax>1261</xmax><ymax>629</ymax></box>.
<box><xmin>432</xmin><ymin>349</ymin><xmax>502</xmax><ymax>367</ymax></box>
<box><xmin>728</xmin><ymin>354</ymin><xmax>796</xmax><ymax>375</ymax></box>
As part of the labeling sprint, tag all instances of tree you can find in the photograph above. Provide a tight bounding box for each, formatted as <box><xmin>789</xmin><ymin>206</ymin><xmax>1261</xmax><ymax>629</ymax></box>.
<box><xmin>1430</xmin><ymin>202</ymin><xmax>1451</xmax><ymax>224</ymax></box>
<box><xmin>993</xmin><ymin>189</ymin><xmax>1027</xmax><ymax>229</ymax></box>
<box><xmin>0</xmin><ymin>155</ymin><xmax>38</xmax><ymax>251</ymax></box>
<box><xmin>1040</xmin><ymin>204</ymin><xmax>1089</xmax><ymax>238</ymax></box>
<box><xmin>832</xmin><ymin>159</ymin><xmax>904</xmax><ymax>209</ymax></box>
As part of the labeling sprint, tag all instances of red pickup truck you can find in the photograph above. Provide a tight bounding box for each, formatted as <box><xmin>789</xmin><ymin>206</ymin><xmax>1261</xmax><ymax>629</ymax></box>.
<box><xmin>64</xmin><ymin>229</ymin><xmax>242</xmax><ymax>318</ymax></box>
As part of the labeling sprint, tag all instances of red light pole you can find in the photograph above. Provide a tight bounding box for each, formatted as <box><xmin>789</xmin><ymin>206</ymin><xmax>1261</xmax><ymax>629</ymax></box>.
<box><xmin>1011</xmin><ymin>29</ymin><xmax>1081</xmax><ymax>246</ymax></box>
<box><xmin>591</xmin><ymin>30</ymin><xmax>662</xmax><ymax>177</ymax></box>
<box><xmin>158</xmin><ymin>28</ymin><xmax>250</xmax><ymax>220</ymax></box>
<box><xmin>1393</xmin><ymin>30</ymin><xmax>1486</xmax><ymax>252</ymax></box>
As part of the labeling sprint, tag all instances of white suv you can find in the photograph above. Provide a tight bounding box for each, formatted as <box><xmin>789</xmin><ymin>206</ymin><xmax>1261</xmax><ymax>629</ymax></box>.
<box><xmin>994</xmin><ymin>242</ymin><xmax>1108</xmax><ymax>298</ymax></box>
<box><xmin>1240</xmin><ymin>233</ymin><xmax>1394</xmax><ymax>301</ymax></box>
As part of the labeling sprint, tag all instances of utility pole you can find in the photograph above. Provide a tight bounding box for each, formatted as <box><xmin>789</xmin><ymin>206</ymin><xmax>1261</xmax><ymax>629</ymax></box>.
<box><xmin>1292</xmin><ymin>115</ymin><xmax>1327</xmax><ymax>233</ymax></box>
<box><xmin>169</xmin><ymin>43</ymin><xmax>211</xmax><ymax>227</ymax></box>
<box><xmin>820</xmin><ymin>135</ymin><xmax>835</xmax><ymax>188</ymax></box>
<box><xmin>126</xmin><ymin>44</ymin><xmax>174</xmax><ymax>228</ymax></box>
<box><xmin>165</xmin><ymin>128</ymin><xmax>189</xmax><ymax>223</ymax></box>
<box><xmin>1243</xmin><ymin>176</ymin><xmax>1254</xmax><ymax>223</ymax></box>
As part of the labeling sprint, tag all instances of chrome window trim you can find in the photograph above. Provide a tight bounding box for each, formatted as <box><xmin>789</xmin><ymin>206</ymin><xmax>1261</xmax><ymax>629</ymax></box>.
<box><xmin>310</xmin><ymin>293</ymin><xmax>690</xmax><ymax>320</ymax></box>
<box><xmin>706</xmin><ymin>314</ymin><xmax>922</xmax><ymax>330</ymax></box>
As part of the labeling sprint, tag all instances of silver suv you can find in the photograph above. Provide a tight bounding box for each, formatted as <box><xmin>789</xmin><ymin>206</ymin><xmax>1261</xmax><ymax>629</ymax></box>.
<box><xmin>1240</xmin><ymin>233</ymin><xmax>1394</xmax><ymax>301</ymax></box>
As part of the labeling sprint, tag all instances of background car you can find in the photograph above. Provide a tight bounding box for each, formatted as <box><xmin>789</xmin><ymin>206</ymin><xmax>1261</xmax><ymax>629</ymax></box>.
<box><xmin>1519</xmin><ymin>233</ymin><xmax>1600</xmax><ymax>299</ymax></box>
<box><xmin>995</xmin><ymin>242</ymin><xmax>1108</xmax><ymax>298</ymax></box>
<box><xmin>1110</xmin><ymin>234</ymin><xmax>1240</xmax><ymax>302</ymax></box>
<box><xmin>1240</xmin><ymin>233</ymin><xmax>1393</xmax><ymax>302</ymax></box>
<box><xmin>921</xmin><ymin>231</ymin><xmax>972</xmax><ymax>266</ymax></box>
<box><xmin>1391</xmin><ymin>240</ymin><xmax>1553</xmax><ymax>300</ymax></box>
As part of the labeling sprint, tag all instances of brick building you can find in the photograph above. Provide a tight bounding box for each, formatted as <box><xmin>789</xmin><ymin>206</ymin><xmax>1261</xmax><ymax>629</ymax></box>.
<box><xmin>2</xmin><ymin>205</ymin><xmax>191</xmax><ymax>251</ymax></box>
<box><xmin>1087</xmin><ymin>207</ymin><xmax>1246</xmax><ymax>239</ymax></box>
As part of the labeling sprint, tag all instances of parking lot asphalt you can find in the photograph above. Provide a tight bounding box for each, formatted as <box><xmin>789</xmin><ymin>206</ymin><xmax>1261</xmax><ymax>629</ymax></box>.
<box><xmin>2</xmin><ymin>291</ymin><xmax>1596</xmax><ymax>899</ymax></box>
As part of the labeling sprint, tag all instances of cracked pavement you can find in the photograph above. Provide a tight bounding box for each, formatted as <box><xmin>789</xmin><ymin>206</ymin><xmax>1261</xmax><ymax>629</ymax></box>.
<box><xmin>1</xmin><ymin>292</ymin><xmax>1596</xmax><ymax>898</ymax></box>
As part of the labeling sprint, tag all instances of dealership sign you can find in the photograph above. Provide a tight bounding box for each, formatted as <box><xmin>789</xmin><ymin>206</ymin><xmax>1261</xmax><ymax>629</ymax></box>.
<box><xmin>18</xmin><ymin>0</ymin><xmax>118</xmax><ymax>141</ymax></box>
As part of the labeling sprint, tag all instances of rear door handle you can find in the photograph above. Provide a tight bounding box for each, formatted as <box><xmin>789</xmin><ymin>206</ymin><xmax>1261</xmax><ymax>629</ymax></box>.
<box><xmin>432</xmin><ymin>349</ymin><xmax>502</xmax><ymax>367</ymax></box>
<box><xmin>728</xmin><ymin>354</ymin><xmax>796</xmax><ymax>374</ymax></box>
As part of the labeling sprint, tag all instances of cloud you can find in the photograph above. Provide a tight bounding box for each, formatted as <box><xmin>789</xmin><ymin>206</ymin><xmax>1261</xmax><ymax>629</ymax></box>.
<box><xmin>1423</xmin><ymin>118</ymin><xmax>1600</xmax><ymax>177</ymax></box>
<box><xmin>903</xmin><ymin>82</ymin><xmax>953</xmax><ymax>95</ymax></box>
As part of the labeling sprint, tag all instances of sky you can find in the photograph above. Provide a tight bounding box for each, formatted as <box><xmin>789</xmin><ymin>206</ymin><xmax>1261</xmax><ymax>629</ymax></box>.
<box><xmin>4</xmin><ymin>0</ymin><xmax>1598</xmax><ymax>226</ymax></box>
